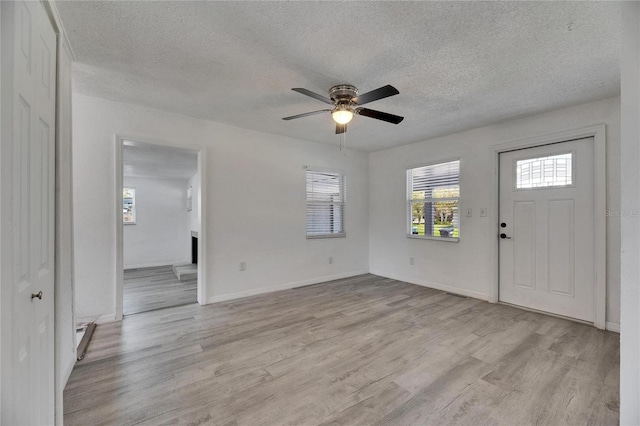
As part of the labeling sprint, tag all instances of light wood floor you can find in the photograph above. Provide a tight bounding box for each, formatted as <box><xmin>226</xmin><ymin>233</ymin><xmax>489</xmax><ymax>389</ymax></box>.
<box><xmin>124</xmin><ymin>266</ymin><xmax>197</xmax><ymax>315</ymax></box>
<box><xmin>64</xmin><ymin>274</ymin><xmax>619</xmax><ymax>425</ymax></box>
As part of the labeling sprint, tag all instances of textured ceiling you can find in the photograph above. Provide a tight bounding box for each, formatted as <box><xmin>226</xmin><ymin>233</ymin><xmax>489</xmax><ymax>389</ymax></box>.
<box><xmin>123</xmin><ymin>140</ymin><xmax>197</xmax><ymax>180</ymax></box>
<box><xmin>58</xmin><ymin>1</ymin><xmax>621</xmax><ymax>152</ymax></box>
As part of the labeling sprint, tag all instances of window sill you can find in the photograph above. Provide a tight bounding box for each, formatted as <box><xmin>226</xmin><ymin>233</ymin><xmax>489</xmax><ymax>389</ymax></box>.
<box><xmin>407</xmin><ymin>234</ymin><xmax>460</xmax><ymax>243</ymax></box>
<box><xmin>307</xmin><ymin>234</ymin><xmax>346</xmax><ymax>239</ymax></box>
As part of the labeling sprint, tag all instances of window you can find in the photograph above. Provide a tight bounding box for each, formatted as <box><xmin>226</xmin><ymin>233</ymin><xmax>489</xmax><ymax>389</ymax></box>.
<box><xmin>407</xmin><ymin>160</ymin><xmax>460</xmax><ymax>239</ymax></box>
<box><xmin>123</xmin><ymin>188</ymin><xmax>136</xmax><ymax>224</ymax></box>
<box><xmin>306</xmin><ymin>169</ymin><xmax>345</xmax><ymax>238</ymax></box>
<box><xmin>516</xmin><ymin>152</ymin><xmax>572</xmax><ymax>189</ymax></box>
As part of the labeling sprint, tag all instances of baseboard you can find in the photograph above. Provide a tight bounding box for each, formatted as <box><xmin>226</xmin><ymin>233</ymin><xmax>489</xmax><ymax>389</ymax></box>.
<box><xmin>96</xmin><ymin>314</ymin><xmax>117</xmax><ymax>324</ymax></box>
<box><xmin>369</xmin><ymin>269</ymin><xmax>489</xmax><ymax>301</ymax></box>
<box><xmin>124</xmin><ymin>259</ymin><xmax>191</xmax><ymax>270</ymax></box>
<box><xmin>206</xmin><ymin>270</ymin><xmax>369</xmax><ymax>304</ymax></box>
<box><xmin>606</xmin><ymin>321</ymin><xmax>620</xmax><ymax>333</ymax></box>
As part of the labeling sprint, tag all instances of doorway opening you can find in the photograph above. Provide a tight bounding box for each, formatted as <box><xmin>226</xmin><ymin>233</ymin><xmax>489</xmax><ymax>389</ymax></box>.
<box><xmin>116</xmin><ymin>138</ymin><xmax>206</xmax><ymax>317</ymax></box>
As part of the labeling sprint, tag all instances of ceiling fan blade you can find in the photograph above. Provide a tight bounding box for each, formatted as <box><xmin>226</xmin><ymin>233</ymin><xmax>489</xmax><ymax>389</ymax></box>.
<box><xmin>356</xmin><ymin>108</ymin><xmax>404</xmax><ymax>124</ymax></box>
<box><xmin>282</xmin><ymin>109</ymin><xmax>330</xmax><ymax>120</ymax></box>
<box><xmin>336</xmin><ymin>123</ymin><xmax>347</xmax><ymax>134</ymax></box>
<box><xmin>291</xmin><ymin>88</ymin><xmax>333</xmax><ymax>104</ymax></box>
<box><xmin>352</xmin><ymin>85</ymin><xmax>399</xmax><ymax>105</ymax></box>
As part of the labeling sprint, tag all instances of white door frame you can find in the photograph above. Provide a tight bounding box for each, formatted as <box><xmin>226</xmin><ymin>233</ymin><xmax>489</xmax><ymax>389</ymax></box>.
<box><xmin>114</xmin><ymin>134</ymin><xmax>208</xmax><ymax>320</ymax></box>
<box><xmin>490</xmin><ymin>124</ymin><xmax>607</xmax><ymax>329</ymax></box>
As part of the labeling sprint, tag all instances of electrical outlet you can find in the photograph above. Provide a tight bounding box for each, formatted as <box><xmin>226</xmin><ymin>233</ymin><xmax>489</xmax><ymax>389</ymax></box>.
<box><xmin>409</xmin><ymin>257</ymin><xmax>415</xmax><ymax>265</ymax></box>
<box><xmin>239</xmin><ymin>261</ymin><xmax>246</xmax><ymax>271</ymax></box>
<box><xmin>480</xmin><ymin>208</ymin><xmax>487</xmax><ymax>217</ymax></box>
<box><xmin>328</xmin><ymin>256</ymin><xmax>333</xmax><ymax>264</ymax></box>
<box><xmin>465</xmin><ymin>208</ymin><xmax>473</xmax><ymax>217</ymax></box>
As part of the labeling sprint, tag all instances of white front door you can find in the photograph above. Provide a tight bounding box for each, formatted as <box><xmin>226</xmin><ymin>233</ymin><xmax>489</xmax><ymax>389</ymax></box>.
<box><xmin>3</xmin><ymin>1</ymin><xmax>57</xmax><ymax>424</ymax></box>
<box><xmin>499</xmin><ymin>138</ymin><xmax>595</xmax><ymax>322</ymax></box>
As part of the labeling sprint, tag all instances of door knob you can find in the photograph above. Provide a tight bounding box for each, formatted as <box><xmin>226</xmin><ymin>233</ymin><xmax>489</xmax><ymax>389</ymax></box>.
<box><xmin>500</xmin><ymin>233</ymin><xmax>511</xmax><ymax>239</ymax></box>
<box><xmin>31</xmin><ymin>291</ymin><xmax>43</xmax><ymax>300</ymax></box>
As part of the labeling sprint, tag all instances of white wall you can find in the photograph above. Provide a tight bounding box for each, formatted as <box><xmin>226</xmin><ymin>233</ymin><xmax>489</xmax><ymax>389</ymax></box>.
<box><xmin>72</xmin><ymin>93</ymin><xmax>369</xmax><ymax>319</ymax></box>
<box><xmin>123</xmin><ymin>176</ymin><xmax>190</xmax><ymax>268</ymax></box>
<box><xmin>188</xmin><ymin>170</ymin><xmax>200</xmax><ymax>234</ymax></box>
<box><xmin>369</xmin><ymin>97</ymin><xmax>621</xmax><ymax>327</ymax></box>
<box><xmin>620</xmin><ymin>2</ymin><xmax>640</xmax><ymax>423</ymax></box>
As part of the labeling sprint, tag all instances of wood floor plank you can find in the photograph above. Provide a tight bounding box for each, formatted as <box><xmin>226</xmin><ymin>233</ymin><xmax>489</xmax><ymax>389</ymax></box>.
<box><xmin>124</xmin><ymin>265</ymin><xmax>197</xmax><ymax>315</ymax></box>
<box><xmin>65</xmin><ymin>274</ymin><xmax>619</xmax><ymax>425</ymax></box>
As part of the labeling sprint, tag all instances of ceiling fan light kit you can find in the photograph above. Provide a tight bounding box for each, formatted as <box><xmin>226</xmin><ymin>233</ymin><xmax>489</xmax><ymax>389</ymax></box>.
<box><xmin>331</xmin><ymin>107</ymin><xmax>353</xmax><ymax>124</ymax></box>
<box><xmin>329</xmin><ymin>84</ymin><xmax>357</xmax><ymax>124</ymax></box>
<box><xmin>283</xmin><ymin>83</ymin><xmax>404</xmax><ymax>135</ymax></box>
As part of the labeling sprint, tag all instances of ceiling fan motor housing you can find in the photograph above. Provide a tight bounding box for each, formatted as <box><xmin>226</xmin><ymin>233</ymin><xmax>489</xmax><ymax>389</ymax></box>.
<box><xmin>329</xmin><ymin>84</ymin><xmax>358</xmax><ymax>103</ymax></box>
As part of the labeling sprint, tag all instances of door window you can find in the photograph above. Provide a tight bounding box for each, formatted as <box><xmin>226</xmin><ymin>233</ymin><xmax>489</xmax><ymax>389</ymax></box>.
<box><xmin>515</xmin><ymin>152</ymin><xmax>573</xmax><ymax>189</ymax></box>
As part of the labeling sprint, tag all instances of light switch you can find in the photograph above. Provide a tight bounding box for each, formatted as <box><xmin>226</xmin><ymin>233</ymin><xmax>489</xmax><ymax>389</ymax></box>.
<box><xmin>465</xmin><ymin>208</ymin><xmax>472</xmax><ymax>217</ymax></box>
<box><xmin>480</xmin><ymin>208</ymin><xmax>487</xmax><ymax>217</ymax></box>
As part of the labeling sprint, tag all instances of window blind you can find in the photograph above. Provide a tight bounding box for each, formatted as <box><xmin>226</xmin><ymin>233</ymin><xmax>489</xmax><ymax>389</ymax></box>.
<box><xmin>306</xmin><ymin>170</ymin><xmax>345</xmax><ymax>238</ymax></box>
<box><xmin>408</xmin><ymin>160</ymin><xmax>460</xmax><ymax>195</ymax></box>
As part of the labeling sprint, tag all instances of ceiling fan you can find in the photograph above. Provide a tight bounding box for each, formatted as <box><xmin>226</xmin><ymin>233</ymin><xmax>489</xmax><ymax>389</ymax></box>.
<box><xmin>282</xmin><ymin>84</ymin><xmax>404</xmax><ymax>134</ymax></box>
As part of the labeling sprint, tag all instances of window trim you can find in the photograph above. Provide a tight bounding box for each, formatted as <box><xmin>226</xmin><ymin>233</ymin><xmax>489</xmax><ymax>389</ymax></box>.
<box><xmin>406</xmin><ymin>158</ymin><xmax>461</xmax><ymax>242</ymax></box>
<box><xmin>305</xmin><ymin>167</ymin><xmax>346</xmax><ymax>239</ymax></box>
